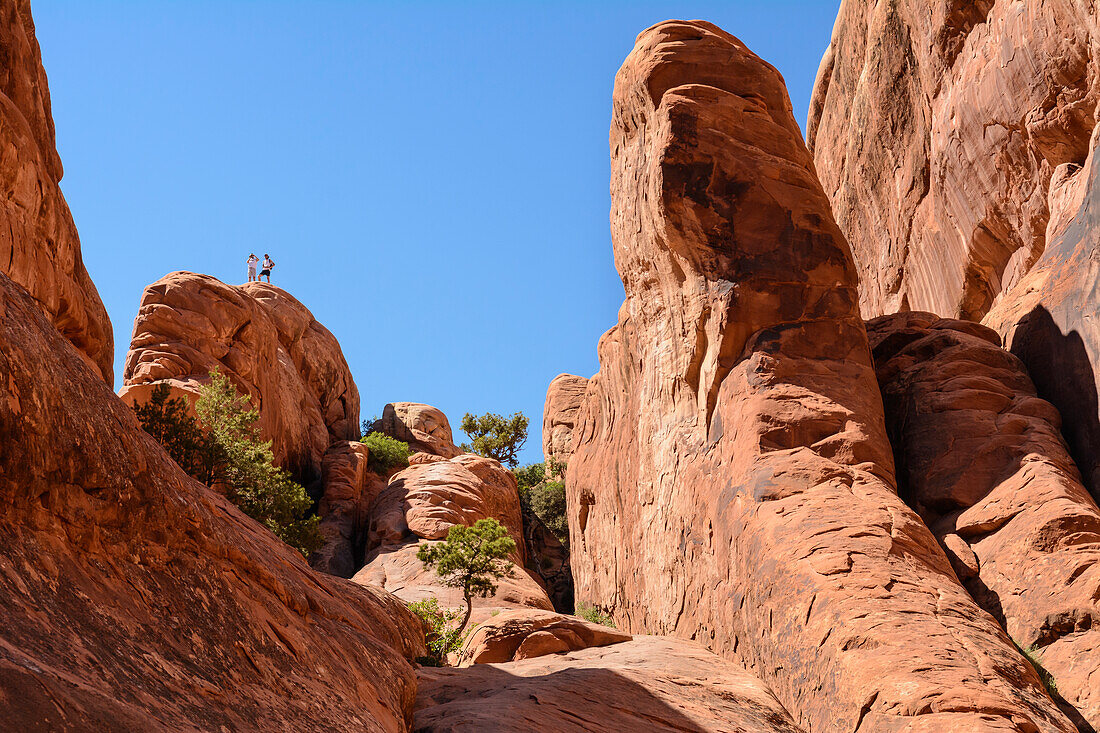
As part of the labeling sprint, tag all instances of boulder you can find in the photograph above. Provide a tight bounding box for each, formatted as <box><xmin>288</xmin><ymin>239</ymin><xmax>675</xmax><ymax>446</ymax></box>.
<box><xmin>413</xmin><ymin>637</ymin><xmax>804</xmax><ymax>732</ymax></box>
<box><xmin>808</xmin><ymin>0</ymin><xmax>1100</xmax><ymax>321</ymax></box>
<box><xmin>458</xmin><ymin>608</ymin><xmax>630</xmax><ymax>666</ymax></box>
<box><xmin>312</xmin><ymin>440</ymin><xmax>387</xmax><ymax>578</ymax></box>
<box><xmin>354</xmin><ymin>452</ymin><xmax>553</xmax><ymax>626</ymax></box>
<box><xmin>0</xmin><ymin>270</ymin><xmax>424</xmax><ymax>731</ymax></box>
<box><xmin>566</xmin><ymin>19</ymin><xmax>1073</xmax><ymax>731</ymax></box>
<box><xmin>372</xmin><ymin>402</ymin><xmax>461</xmax><ymax>458</ymax></box>
<box><xmin>120</xmin><ymin>273</ymin><xmax>359</xmax><ymax>483</ymax></box>
<box><xmin>869</xmin><ymin>311</ymin><xmax>1100</xmax><ymax>727</ymax></box>
<box><xmin>542</xmin><ymin>374</ymin><xmax>588</xmax><ymax>472</ymax></box>
<box><xmin>0</xmin><ymin>0</ymin><xmax>112</xmax><ymax>383</ymax></box>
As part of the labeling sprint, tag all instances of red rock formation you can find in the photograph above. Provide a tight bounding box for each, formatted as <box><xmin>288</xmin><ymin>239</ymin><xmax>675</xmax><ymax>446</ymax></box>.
<box><xmin>808</xmin><ymin>0</ymin><xmax>1100</xmax><ymax>321</ymax></box>
<box><xmin>313</xmin><ymin>440</ymin><xmax>387</xmax><ymax>578</ymax></box>
<box><xmin>120</xmin><ymin>272</ymin><xmax>359</xmax><ymax>482</ymax></box>
<box><xmin>567</xmin><ymin>20</ymin><xmax>1073</xmax><ymax>730</ymax></box>
<box><xmin>372</xmin><ymin>402</ymin><xmax>461</xmax><ymax>459</ymax></box>
<box><xmin>0</xmin><ymin>1</ymin><xmax>113</xmax><ymax>383</ymax></box>
<box><xmin>458</xmin><ymin>609</ymin><xmax>631</xmax><ymax>666</ymax></box>
<box><xmin>414</xmin><ymin>637</ymin><xmax>804</xmax><ymax>732</ymax></box>
<box><xmin>0</xmin><ymin>271</ymin><xmax>424</xmax><ymax>730</ymax></box>
<box><xmin>870</xmin><ymin>312</ymin><xmax>1100</xmax><ymax>726</ymax></box>
<box><xmin>355</xmin><ymin>452</ymin><xmax>553</xmax><ymax>626</ymax></box>
<box><xmin>542</xmin><ymin>374</ymin><xmax>588</xmax><ymax>472</ymax></box>
<box><xmin>984</xmin><ymin>124</ymin><xmax>1100</xmax><ymax>500</ymax></box>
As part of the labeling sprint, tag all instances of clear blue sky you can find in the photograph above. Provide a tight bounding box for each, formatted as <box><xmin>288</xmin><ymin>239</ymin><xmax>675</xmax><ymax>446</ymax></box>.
<box><xmin>35</xmin><ymin>1</ymin><xmax>838</xmax><ymax>466</ymax></box>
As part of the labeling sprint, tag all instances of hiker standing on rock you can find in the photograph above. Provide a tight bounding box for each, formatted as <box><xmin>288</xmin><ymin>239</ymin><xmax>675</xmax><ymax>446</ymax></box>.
<box><xmin>260</xmin><ymin>254</ymin><xmax>275</xmax><ymax>283</ymax></box>
<box><xmin>246</xmin><ymin>253</ymin><xmax>259</xmax><ymax>282</ymax></box>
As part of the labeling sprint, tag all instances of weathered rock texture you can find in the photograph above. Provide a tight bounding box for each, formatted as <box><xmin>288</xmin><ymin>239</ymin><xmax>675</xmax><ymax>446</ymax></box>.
<box><xmin>0</xmin><ymin>270</ymin><xmax>425</xmax><ymax>731</ymax></box>
<box><xmin>0</xmin><ymin>0</ymin><xmax>112</xmax><ymax>383</ymax></box>
<box><xmin>984</xmin><ymin>124</ymin><xmax>1100</xmax><ymax>501</ymax></box>
<box><xmin>373</xmin><ymin>402</ymin><xmax>461</xmax><ymax>459</ymax></box>
<box><xmin>458</xmin><ymin>608</ymin><xmax>631</xmax><ymax>666</ymax></box>
<box><xmin>313</xmin><ymin>440</ymin><xmax>387</xmax><ymax>578</ymax></box>
<box><xmin>567</xmin><ymin>20</ymin><xmax>1073</xmax><ymax>731</ymax></box>
<box><xmin>542</xmin><ymin>374</ymin><xmax>588</xmax><ymax>472</ymax></box>
<box><xmin>354</xmin><ymin>452</ymin><xmax>553</xmax><ymax>626</ymax></box>
<box><xmin>870</xmin><ymin>312</ymin><xmax>1100</xmax><ymax>726</ymax></box>
<box><xmin>414</xmin><ymin>637</ymin><xmax>804</xmax><ymax>732</ymax></box>
<box><xmin>520</xmin><ymin>507</ymin><xmax>573</xmax><ymax>614</ymax></box>
<box><xmin>120</xmin><ymin>272</ymin><xmax>359</xmax><ymax>483</ymax></box>
<box><xmin>808</xmin><ymin>0</ymin><xmax>1100</xmax><ymax>322</ymax></box>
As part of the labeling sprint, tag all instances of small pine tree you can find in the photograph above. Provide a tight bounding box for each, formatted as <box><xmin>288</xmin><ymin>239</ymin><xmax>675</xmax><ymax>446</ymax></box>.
<box><xmin>132</xmin><ymin>384</ymin><xmax>208</xmax><ymax>477</ymax></box>
<box><xmin>417</xmin><ymin>518</ymin><xmax>516</xmax><ymax>631</ymax></box>
<box><xmin>459</xmin><ymin>411</ymin><xmax>528</xmax><ymax>467</ymax></box>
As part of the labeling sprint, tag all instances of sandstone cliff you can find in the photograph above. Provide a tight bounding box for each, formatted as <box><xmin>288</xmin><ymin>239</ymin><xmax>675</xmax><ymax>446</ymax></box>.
<box><xmin>542</xmin><ymin>374</ymin><xmax>588</xmax><ymax>472</ymax></box>
<box><xmin>0</xmin><ymin>0</ymin><xmax>113</xmax><ymax>383</ymax></box>
<box><xmin>565</xmin><ymin>20</ymin><xmax>1074</xmax><ymax>730</ymax></box>
<box><xmin>0</xmin><ymin>268</ymin><xmax>426</xmax><ymax>731</ymax></box>
<box><xmin>808</xmin><ymin>0</ymin><xmax>1100</xmax><ymax>321</ymax></box>
<box><xmin>120</xmin><ymin>272</ymin><xmax>360</xmax><ymax>483</ymax></box>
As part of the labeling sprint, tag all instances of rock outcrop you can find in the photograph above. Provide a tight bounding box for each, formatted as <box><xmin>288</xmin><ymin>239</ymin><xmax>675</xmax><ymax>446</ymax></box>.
<box><xmin>0</xmin><ymin>0</ymin><xmax>113</xmax><ymax>384</ymax></box>
<box><xmin>312</xmin><ymin>440</ymin><xmax>387</xmax><ymax>578</ymax></box>
<box><xmin>372</xmin><ymin>402</ymin><xmax>461</xmax><ymax>459</ymax></box>
<box><xmin>808</xmin><ymin>0</ymin><xmax>1100</xmax><ymax>322</ymax></box>
<box><xmin>120</xmin><ymin>272</ymin><xmax>359</xmax><ymax>483</ymax></box>
<box><xmin>870</xmin><ymin>312</ymin><xmax>1100</xmax><ymax>726</ymax></box>
<box><xmin>458</xmin><ymin>609</ymin><xmax>631</xmax><ymax>666</ymax></box>
<box><xmin>984</xmin><ymin>124</ymin><xmax>1100</xmax><ymax>501</ymax></box>
<box><xmin>0</xmin><ymin>270</ymin><xmax>425</xmax><ymax>731</ymax></box>
<box><xmin>566</xmin><ymin>20</ymin><xmax>1073</xmax><ymax>730</ymax></box>
<box><xmin>355</xmin><ymin>452</ymin><xmax>553</xmax><ymax>626</ymax></box>
<box><xmin>542</xmin><ymin>374</ymin><xmax>588</xmax><ymax>472</ymax></box>
<box><xmin>414</xmin><ymin>637</ymin><xmax>804</xmax><ymax>732</ymax></box>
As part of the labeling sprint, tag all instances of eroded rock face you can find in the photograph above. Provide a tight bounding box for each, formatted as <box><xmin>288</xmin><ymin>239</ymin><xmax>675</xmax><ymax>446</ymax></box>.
<box><xmin>313</xmin><ymin>440</ymin><xmax>387</xmax><ymax>578</ymax></box>
<box><xmin>567</xmin><ymin>20</ymin><xmax>1073</xmax><ymax>730</ymax></box>
<box><xmin>0</xmin><ymin>271</ymin><xmax>424</xmax><ymax>731</ymax></box>
<box><xmin>542</xmin><ymin>374</ymin><xmax>588</xmax><ymax>472</ymax></box>
<box><xmin>0</xmin><ymin>0</ymin><xmax>113</xmax><ymax>384</ymax></box>
<box><xmin>373</xmin><ymin>402</ymin><xmax>461</xmax><ymax>458</ymax></box>
<box><xmin>354</xmin><ymin>452</ymin><xmax>553</xmax><ymax>626</ymax></box>
<box><xmin>414</xmin><ymin>637</ymin><xmax>805</xmax><ymax>733</ymax></box>
<box><xmin>869</xmin><ymin>312</ymin><xmax>1100</xmax><ymax>726</ymax></box>
<box><xmin>808</xmin><ymin>0</ymin><xmax>1100</xmax><ymax>321</ymax></box>
<box><xmin>984</xmin><ymin>125</ymin><xmax>1100</xmax><ymax>501</ymax></box>
<box><xmin>120</xmin><ymin>272</ymin><xmax>359</xmax><ymax>483</ymax></box>
<box><xmin>458</xmin><ymin>608</ymin><xmax>631</xmax><ymax>666</ymax></box>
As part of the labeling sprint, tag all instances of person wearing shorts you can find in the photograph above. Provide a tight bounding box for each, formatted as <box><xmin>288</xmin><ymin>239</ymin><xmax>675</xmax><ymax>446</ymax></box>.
<box><xmin>247</xmin><ymin>253</ymin><xmax>259</xmax><ymax>282</ymax></box>
<box><xmin>260</xmin><ymin>254</ymin><xmax>275</xmax><ymax>283</ymax></box>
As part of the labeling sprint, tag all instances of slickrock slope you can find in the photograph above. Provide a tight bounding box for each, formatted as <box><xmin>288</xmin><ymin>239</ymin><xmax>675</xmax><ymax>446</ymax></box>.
<box><xmin>542</xmin><ymin>374</ymin><xmax>588</xmax><ymax>471</ymax></box>
<box><xmin>120</xmin><ymin>272</ymin><xmax>360</xmax><ymax>483</ymax></box>
<box><xmin>413</xmin><ymin>637</ymin><xmax>804</xmax><ymax>733</ymax></box>
<box><xmin>808</xmin><ymin>0</ymin><xmax>1100</xmax><ymax>321</ymax></box>
<box><xmin>567</xmin><ymin>20</ymin><xmax>1073</xmax><ymax>731</ymax></box>
<box><xmin>0</xmin><ymin>271</ymin><xmax>424</xmax><ymax>731</ymax></box>
<box><xmin>355</xmin><ymin>452</ymin><xmax>553</xmax><ymax>626</ymax></box>
<box><xmin>985</xmin><ymin>125</ymin><xmax>1100</xmax><ymax>500</ymax></box>
<box><xmin>0</xmin><ymin>0</ymin><xmax>113</xmax><ymax>383</ymax></box>
<box><xmin>870</xmin><ymin>312</ymin><xmax>1100</xmax><ymax>726</ymax></box>
<box><xmin>373</xmin><ymin>403</ymin><xmax>462</xmax><ymax>459</ymax></box>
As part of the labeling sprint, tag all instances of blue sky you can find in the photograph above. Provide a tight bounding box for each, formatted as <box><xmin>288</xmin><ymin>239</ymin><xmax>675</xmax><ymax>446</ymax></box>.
<box><xmin>35</xmin><ymin>1</ymin><xmax>838</xmax><ymax>466</ymax></box>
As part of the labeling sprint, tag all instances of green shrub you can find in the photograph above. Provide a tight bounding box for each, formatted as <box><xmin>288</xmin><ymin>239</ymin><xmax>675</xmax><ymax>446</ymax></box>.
<box><xmin>576</xmin><ymin>602</ymin><xmax>615</xmax><ymax>628</ymax></box>
<box><xmin>134</xmin><ymin>369</ymin><xmax>322</xmax><ymax>558</ymax></box>
<box><xmin>459</xmin><ymin>411</ymin><xmax>528</xmax><ymax>467</ymax></box>
<box><xmin>1016</xmin><ymin>641</ymin><xmax>1058</xmax><ymax>696</ymax></box>
<box><xmin>418</xmin><ymin>518</ymin><xmax>516</xmax><ymax>631</ymax></box>
<box><xmin>513</xmin><ymin>462</ymin><xmax>545</xmax><ymax>491</ymax></box>
<box><xmin>361</xmin><ymin>431</ymin><xmax>410</xmax><ymax>474</ymax></box>
<box><xmin>408</xmin><ymin>598</ymin><xmax>466</xmax><ymax>666</ymax></box>
<box><xmin>521</xmin><ymin>480</ymin><xmax>568</xmax><ymax>547</ymax></box>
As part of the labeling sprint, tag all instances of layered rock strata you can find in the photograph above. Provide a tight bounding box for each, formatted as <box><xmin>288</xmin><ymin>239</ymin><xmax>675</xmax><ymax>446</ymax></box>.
<box><xmin>869</xmin><ymin>312</ymin><xmax>1100</xmax><ymax>726</ymax></box>
<box><xmin>120</xmin><ymin>272</ymin><xmax>359</xmax><ymax>483</ymax></box>
<box><xmin>808</xmin><ymin>0</ymin><xmax>1100</xmax><ymax>321</ymax></box>
<box><xmin>414</xmin><ymin>637</ymin><xmax>805</xmax><ymax>732</ymax></box>
<box><xmin>0</xmin><ymin>0</ymin><xmax>113</xmax><ymax>383</ymax></box>
<box><xmin>0</xmin><ymin>271</ymin><xmax>424</xmax><ymax>731</ymax></box>
<box><xmin>566</xmin><ymin>20</ymin><xmax>1073</xmax><ymax>731</ymax></box>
